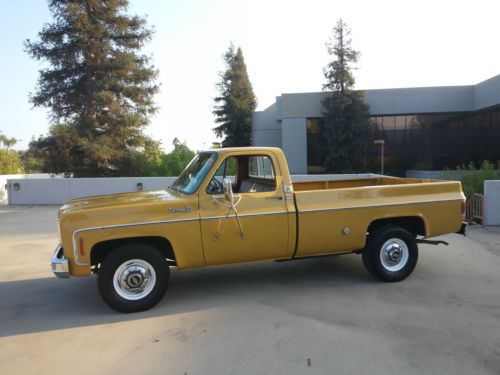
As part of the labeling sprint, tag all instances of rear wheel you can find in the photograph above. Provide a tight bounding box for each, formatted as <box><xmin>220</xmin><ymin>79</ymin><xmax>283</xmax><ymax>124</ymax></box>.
<box><xmin>97</xmin><ymin>243</ymin><xmax>170</xmax><ymax>313</ymax></box>
<box><xmin>362</xmin><ymin>226</ymin><xmax>418</xmax><ymax>282</ymax></box>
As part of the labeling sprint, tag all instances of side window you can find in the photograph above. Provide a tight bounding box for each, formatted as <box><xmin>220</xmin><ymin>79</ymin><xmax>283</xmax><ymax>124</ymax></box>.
<box><xmin>226</xmin><ymin>157</ymin><xmax>237</xmax><ymax>179</ymax></box>
<box><xmin>206</xmin><ymin>157</ymin><xmax>238</xmax><ymax>194</ymax></box>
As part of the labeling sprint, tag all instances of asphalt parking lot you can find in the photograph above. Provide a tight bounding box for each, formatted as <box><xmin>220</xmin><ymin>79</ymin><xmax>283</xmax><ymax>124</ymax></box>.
<box><xmin>1</xmin><ymin>205</ymin><xmax>499</xmax><ymax>375</ymax></box>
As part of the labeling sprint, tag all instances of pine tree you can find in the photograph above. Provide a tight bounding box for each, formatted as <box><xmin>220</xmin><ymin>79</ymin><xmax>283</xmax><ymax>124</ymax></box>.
<box><xmin>213</xmin><ymin>44</ymin><xmax>257</xmax><ymax>147</ymax></box>
<box><xmin>25</xmin><ymin>0</ymin><xmax>159</xmax><ymax>176</ymax></box>
<box><xmin>321</xmin><ymin>19</ymin><xmax>373</xmax><ymax>173</ymax></box>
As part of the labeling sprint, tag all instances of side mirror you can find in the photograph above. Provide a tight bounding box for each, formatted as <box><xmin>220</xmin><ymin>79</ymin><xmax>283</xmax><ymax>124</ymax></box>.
<box><xmin>223</xmin><ymin>178</ymin><xmax>233</xmax><ymax>204</ymax></box>
<box><xmin>213</xmin><ymin>177</ymin><xmax>244</xmax><ymax>240</ymax></box>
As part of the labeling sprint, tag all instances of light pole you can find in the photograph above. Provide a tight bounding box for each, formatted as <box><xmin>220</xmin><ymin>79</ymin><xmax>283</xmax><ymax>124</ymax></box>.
<box><xmin>374</xmin><ymin>139</ymin><xmax>385</xmax><ymax>175</ymax></box>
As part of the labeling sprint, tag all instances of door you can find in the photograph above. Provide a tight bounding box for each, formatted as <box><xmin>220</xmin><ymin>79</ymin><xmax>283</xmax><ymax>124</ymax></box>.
<box><xmin>199</xmin><ymin>153</ymin><xmax>291</xmax><ymax>265</ymax></box>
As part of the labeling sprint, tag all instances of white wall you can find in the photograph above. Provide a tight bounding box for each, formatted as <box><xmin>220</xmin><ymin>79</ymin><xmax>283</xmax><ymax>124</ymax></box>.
<box><xmin>6</xmin><ymin>175</ymin><xmax>500</xmax><ymax>227</ymax></box>
<box><xmin>6</xmin><ymin>177</ymin><xmax>177</xmax><ymax>205</ymax></box>
<box><xmin>0</xmin><ymin>174</ymin><xmax>57</xmax><ymax>205</ymax></box>
<box><xmin>484</xmin><ymin>180</ymin><xmax>500</xmax><ymax>226</ymax></box>
<box><xmin>5</xmin><ymin>174</ymin><xmax>381</xmax><ymax>205</ymax></box>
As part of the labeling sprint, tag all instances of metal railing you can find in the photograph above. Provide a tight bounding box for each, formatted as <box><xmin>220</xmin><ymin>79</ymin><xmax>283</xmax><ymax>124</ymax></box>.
<box><xmin>466</xmin><ymin>193</ymin><xmax>484</xmax><ymax>224</ymax></box>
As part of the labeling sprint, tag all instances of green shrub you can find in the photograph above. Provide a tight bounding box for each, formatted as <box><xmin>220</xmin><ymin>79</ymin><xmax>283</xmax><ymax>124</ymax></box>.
<box><xmin>441</xmin><ymin>161</ymin><xmax>500</xmax><ymax>198</ymax></box>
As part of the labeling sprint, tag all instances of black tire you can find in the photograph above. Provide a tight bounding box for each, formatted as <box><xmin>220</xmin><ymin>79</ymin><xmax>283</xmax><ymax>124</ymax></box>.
<box><xmin>97</xmin><ymin>243</ymin><xmax>170</xmax><ymax>313</ymax></box>
<box><xmin>362</xmin><ymin>226</ymin><xmax>418</xmax><ymax>282</ymax></box>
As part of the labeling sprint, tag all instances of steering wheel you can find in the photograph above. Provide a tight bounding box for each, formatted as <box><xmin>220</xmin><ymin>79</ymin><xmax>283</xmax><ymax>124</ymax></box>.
<box><xmin>208</xmin><ymin>177</ymin><xmax>224</xmax><ymax>194</ymax></box>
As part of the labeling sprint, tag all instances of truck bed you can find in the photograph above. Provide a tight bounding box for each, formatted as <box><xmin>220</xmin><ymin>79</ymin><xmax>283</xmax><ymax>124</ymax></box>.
<box><xmin>292</xmin><ymin>178</ymin><xmax>464</xmax><ymax>258</ymax></box>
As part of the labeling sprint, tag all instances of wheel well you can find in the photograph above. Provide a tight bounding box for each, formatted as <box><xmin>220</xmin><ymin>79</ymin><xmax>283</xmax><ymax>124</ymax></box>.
<box><xmin>90</xmin><ymin>236</ymin><xmax>176</xmax><ymax>270</ymax></box>
<box><xmin>367</xmin><ymin>216</ymin><xmax>426</xmax><ymax>237</ymax></box>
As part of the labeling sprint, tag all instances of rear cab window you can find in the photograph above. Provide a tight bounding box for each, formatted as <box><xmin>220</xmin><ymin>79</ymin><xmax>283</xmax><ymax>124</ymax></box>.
<box><xmin>241</xmin><ymin>155</ymin><xmax>276</xmax><ymax>193</ymax></box>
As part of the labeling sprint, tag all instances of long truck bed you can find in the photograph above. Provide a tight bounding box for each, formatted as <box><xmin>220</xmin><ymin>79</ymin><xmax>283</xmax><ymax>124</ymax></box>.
<box><xmin>293</xmin><ymin>178</ymin><xmax>465</xmax><ymax>257</ymax></box>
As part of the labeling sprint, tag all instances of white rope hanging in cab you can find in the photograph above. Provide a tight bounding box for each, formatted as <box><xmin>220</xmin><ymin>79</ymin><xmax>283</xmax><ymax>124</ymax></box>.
<box><xmin>212</xmin><ymin>178</ymin><xmax>244</xmax><ymax>240</ymax></box>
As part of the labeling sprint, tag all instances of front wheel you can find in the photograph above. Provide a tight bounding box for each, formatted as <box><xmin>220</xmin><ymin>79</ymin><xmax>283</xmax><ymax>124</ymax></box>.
<box><xmin>362</xmin><ymin>226</ymin><xmax>418</xmax><ymax>282</ymax></box>
<box><xmin>97</xmin><ymin>243</ymin><xmax>170</xmax><ymax>313</ymax></box>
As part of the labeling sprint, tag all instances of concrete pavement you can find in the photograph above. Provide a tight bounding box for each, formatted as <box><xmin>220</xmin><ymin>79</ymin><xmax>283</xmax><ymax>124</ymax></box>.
<box><xmin>1</xmin><ymin>206</ymin><xmax>499</xmax><ymax>375</ymax></box>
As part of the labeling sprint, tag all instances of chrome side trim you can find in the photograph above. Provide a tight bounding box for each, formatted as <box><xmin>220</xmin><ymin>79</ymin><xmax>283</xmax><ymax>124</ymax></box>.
<box><xmin>202</xmin><ymin>211</ymin><xmax>289</xmax><ymax>221</ymax></box>
<box><xmin>298</xmin><ymin>198</ymin><xmax>463</xmax><ymax>214</ymax></box>
<box><xmin>51</xmin><ymin>244</ymin><xmax>70</xmax><ymax>278</ymax></box>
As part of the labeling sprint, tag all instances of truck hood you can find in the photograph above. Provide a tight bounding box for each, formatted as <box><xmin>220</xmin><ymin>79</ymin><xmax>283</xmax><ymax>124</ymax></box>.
<box><xmin>59</xmin><ymin>189</ymin><xmax>184</xmax><ymax>216</ymax></box>
<box><xmin>57</xmin><ymin>188</ymin><xmax>200</xmax><ymax>247</ymax></box>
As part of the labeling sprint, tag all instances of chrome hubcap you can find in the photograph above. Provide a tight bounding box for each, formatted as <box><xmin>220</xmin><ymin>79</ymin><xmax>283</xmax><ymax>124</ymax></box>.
<box><xmin>113</xmin><ymin>259</ymin><xmax>156</xmax><ymax>300</ymax></box>
<box><xmin>380</xmin><ymin>239</ymin><xmax>409</xmax><ymax>272</ymax></box>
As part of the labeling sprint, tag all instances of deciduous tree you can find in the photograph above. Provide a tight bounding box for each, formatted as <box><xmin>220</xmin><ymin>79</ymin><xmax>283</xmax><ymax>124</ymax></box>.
<box><xmin>158</xmin><ymin>138</ymin><xmax>195</xmax><ymax>176</ymax></box>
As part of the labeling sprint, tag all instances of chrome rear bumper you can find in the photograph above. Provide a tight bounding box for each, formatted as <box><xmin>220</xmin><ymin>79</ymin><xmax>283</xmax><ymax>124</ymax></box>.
<box><xmin>51</xmin><ymin>245</ymin><xmax>70</xmax><ymax>278</ymax></box>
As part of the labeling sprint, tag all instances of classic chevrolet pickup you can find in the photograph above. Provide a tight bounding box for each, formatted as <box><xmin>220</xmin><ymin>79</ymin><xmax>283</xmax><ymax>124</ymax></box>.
<box><xmin>51</xmin><ymin>147</ymin><xmax>466</xmax><ymax>312</ymax></box>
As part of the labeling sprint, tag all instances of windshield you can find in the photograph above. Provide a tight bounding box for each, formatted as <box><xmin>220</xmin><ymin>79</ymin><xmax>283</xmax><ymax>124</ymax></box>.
<box><xmin>170</xmin><ymin>152</ymin><xmax>218</xmax><ymax>194</ymax></box>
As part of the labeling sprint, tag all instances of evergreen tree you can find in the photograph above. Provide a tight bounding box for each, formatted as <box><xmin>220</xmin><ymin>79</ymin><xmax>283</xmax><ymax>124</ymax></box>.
<box><xmin>213</xmin><ymin>44</ymin><xmax>257</xmax><ymax>147</ymax></box>
<box><xmin>321</xmin><ymin>19</ymin><xmax>373</xmax><ymax>173</ymax></box>
<box><xmin>25</xmin><ymin>0</ymin><xmax>159</xmax><ymax>176</ymax></box>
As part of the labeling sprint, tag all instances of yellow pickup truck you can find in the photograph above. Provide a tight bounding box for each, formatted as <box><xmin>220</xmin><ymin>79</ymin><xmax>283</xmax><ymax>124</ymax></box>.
<box><xmin>51</xmin><ymin>147</ymin><xmax>466</xmax><ymax>312</ymax></box>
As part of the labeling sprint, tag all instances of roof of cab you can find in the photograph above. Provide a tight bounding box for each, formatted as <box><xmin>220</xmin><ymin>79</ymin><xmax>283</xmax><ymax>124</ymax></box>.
<box><xmin>205</xmin><ymin>146</ymin><xmax>283</xmax><ymax>154</ymax></box>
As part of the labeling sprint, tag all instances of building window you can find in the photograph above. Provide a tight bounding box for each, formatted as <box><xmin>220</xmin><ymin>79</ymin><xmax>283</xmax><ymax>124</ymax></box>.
<box><xmin>306</xmin><ymin>118</ymin><xmax>326</xmax><ymax>173</ymax></box>
<box><xmin>370</xmin><ymin>106</ymin><xmax>500</xmax><ymax>172</ymax></box>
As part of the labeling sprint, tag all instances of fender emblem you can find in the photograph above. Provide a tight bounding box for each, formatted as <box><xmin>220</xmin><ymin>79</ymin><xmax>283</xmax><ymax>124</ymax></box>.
<box><xmin>169</xmin><ymin>207</ymin><xmax>191</xmax><ymax>213</ymax></box>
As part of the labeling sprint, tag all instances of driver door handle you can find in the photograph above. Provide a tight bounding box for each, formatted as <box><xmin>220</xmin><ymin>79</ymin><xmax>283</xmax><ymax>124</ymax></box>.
<box><xmin>265</xmin><ymin>196</ymin><xmax>283</xmax><ymax>200</ymax></box>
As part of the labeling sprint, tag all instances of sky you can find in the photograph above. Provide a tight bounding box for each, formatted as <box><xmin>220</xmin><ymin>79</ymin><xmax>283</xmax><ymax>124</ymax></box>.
<box><xmin>1</xmin><ymin>0</ymin><xmax>499</xmax><ymax>152</ymax></box>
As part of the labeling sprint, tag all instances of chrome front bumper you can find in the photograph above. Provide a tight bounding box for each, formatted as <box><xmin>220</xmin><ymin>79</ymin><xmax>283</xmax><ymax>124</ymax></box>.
<box><xmin>51</xmin><ymin>245</ymin><xmax>70</xmax><ymax>278</ymax></box>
